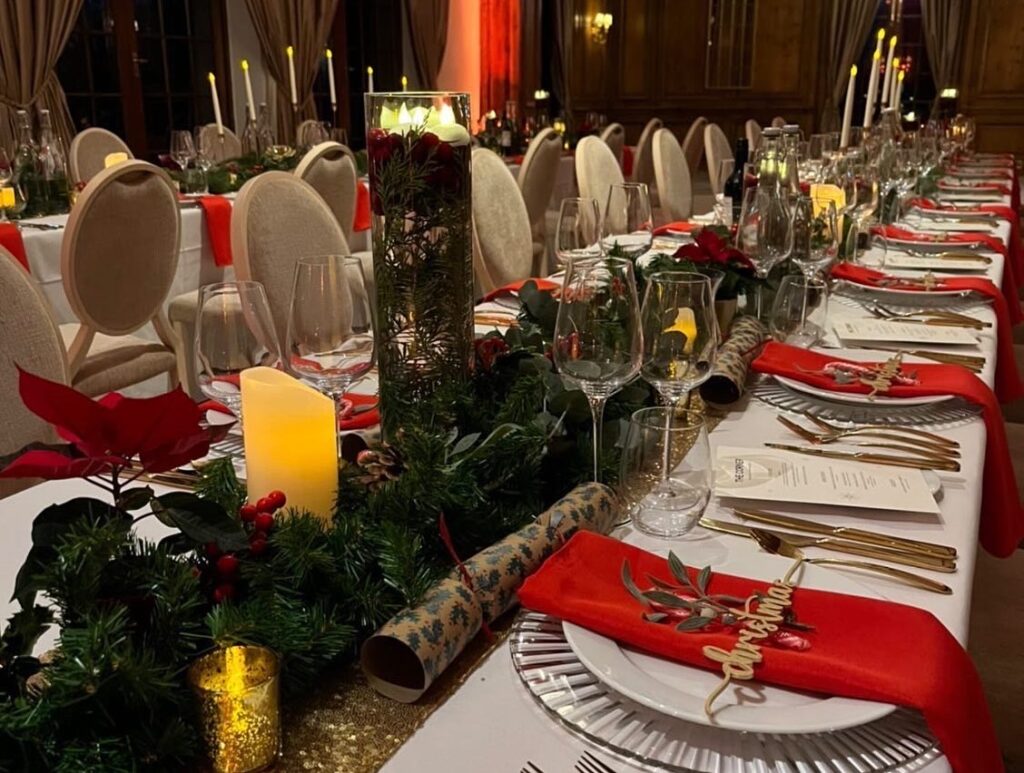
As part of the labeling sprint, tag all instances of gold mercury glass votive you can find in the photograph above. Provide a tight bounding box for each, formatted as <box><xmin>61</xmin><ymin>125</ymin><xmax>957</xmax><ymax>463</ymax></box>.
<box><xmin>187</xmin><ymin>645</ymin><xmax>281</xmax><ymax>773</ymax></box>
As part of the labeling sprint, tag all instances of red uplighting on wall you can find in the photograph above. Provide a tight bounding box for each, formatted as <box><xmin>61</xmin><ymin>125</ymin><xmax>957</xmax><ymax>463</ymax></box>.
<box><xmin>480</xmin><ymin>0</ymin><xmax>520</xmax><ymax>115</ymax></box>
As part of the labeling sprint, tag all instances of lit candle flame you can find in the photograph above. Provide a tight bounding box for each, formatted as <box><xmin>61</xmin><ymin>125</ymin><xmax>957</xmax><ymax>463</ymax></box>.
<box><xmin>439</xmin><ymin>103</ymin><xmax>455</xmax><ymax>125</ymax></box>
<box><xmin>241</xmin><ymin>59</ymin><xmax>249</xmax><ymax>71</ymax></box>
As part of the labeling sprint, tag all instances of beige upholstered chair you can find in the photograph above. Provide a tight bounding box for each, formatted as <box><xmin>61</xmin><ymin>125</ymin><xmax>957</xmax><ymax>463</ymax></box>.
<box><xmin>575</xmin><ymin>135</ymin><xmax>625</xmax><ymax>214</ymax></box>
<box><xmin>599</xmin><ymin>122</ymin><xmax>626</xmax><ymax>166</ymax></box>
<box><xmin>745</xmin><ymin>119</ymin><xmax>762</xmax><ymax>154</ymax></box>
<box><xmin>60</xmin><ymin>160</ymin><xmax>181</xmax><ymax>396</ymax></box>
<box><xmin>68</xmin><ymin>128</ymin><xmax>133</xmax><ymax>185</ymax></box>
<box><xmin>771</xmin><ymin>116</ymin><xmax>787</xmax><ymax>128</ymax></box>
<box><xmin>197</xmin><ymin>124</ymin><xmax>243</xmax><ymax>162</ymax></box>
<box><xmin>703</xmin><ymin>123</ymin><xmax>733</xmax><ymax>194</ymax></box>
<box><xmin>652</xmin><ymin>128</ymin><xmax>692</xmax><ymax>223</ymax></box>
<box><xmin>231</xmin><ymin>172</ymin><xmax>351</xmax><ymax>346</ymax></box>
<box><xmin>516</xmin><ymin>128</ymin><xmax>562</xmax><ymax>274</ymax></box>
<box><xmin>631</xmin><ymin>118</ymin><xmax>663</xmax><ymax>196</ymax></box>
<box><xmin>296</xmin><ymin>120</ymin><xmax>328</xmax><ymax>148</ymax></box>
<box><xmin>681</xmin><ymin>116</ymin><xmax>707</xmax><ymax>175</ymax></box>
<box><xmin>295</xmin><ymin>141</ymin><xmax>358</xmax><ymax>241</ymax></box>
<box><xmin>472</xmin><ymin>148</ymin><xmax>533</xmax><ymax>297</ymax></box>
<box><xmin>0</xmin><ymin>249</ymin><xmax>67</xmax><ymax>494</ymax></box>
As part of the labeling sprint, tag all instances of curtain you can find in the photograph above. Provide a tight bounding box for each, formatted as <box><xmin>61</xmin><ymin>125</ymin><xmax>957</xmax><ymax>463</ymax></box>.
<box><xmin>921</xmin><ymin>0</ymin><xmax>965</xmax><ymax>118</ymax></box>
<box><xmin>405</xmin><ymin>0</ymin><xmax>449</xmax><ymax>89</ymax></box>
<box><xmin>550</xmin><ymin>0</ymin><xmax>573</xmax><ymax>125</ymax></box>
<box><xmin>244</xmin><ymin>0</ymin><xmax>339</xmax><ymax>142</ymax></box>
<box><xmin>0</xmin><ymin>0</ymin><xmax>83</xmax><ymax>151</ymax></box>
<box><xmin>819</xmin><ymin>0</ymin><xmax>878</xmax><ymax>130</ymax></box>
<box><xmin>480</xmin><ymin>0</ymin><xmax>520</xmax><ymax>114</ymax></box>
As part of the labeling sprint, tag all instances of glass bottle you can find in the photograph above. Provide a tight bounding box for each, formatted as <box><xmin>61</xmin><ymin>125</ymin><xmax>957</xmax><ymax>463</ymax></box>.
<box><xmin>241</xmin><ymin>115</ymin><xmax>261</xmax><ymax>156</ymax></box>
<box><xmin>12</xmin><ymin>110</ymin><xmax>45</xmax><ymax>218</ymax></box>
<box><xmin>780</xmin><ymin>124</ymin><xmax>802</xmax><ymax>199</ymax></box>
<box><xmin>723</xmin><ymin>137</ymin><xmax>749</xmax><ymax>222</ymax></box>
<box><xmin>37</xmin><ymin>109</ymin><xmax>69</xmax><ymax>215</ymax></box>
<box><xmin>256</xmin><ymin>103</ymin><xmax>275</xmax><ymax>152</ymax></box>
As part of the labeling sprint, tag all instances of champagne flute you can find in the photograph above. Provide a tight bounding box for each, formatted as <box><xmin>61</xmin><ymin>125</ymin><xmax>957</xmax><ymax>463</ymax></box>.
<box><xmin>553</xmin><ymin>257</ymin><xmax>642</xmax><ymax>482</ymax></box>
<box><xmin>194</xmin><ymin>281</ymin><xmax>281</xmax><ymax>420</ymax></box>
<box><xmin>554</xmin><ymin>197</ymin><xmax>603</xmax><ymax>267</ymax></box>
<box><xmin>600</xmin><ymin>182</ymin><xmax>653</xmax><ymax>259</ymax></box>
<box><xmin>285</xmin><ymin>256</ymin><xmax>375</xmax><ymax>453</ymax></box>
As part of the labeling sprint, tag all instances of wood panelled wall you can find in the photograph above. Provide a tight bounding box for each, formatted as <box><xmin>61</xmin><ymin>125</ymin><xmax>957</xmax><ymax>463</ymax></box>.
<box><xmin>959</xmin><ymin>0</ymin><xmax>1024</xmax><ymax>154</ymax></box>
<box><xmin>568</xmin><ymin>0</ymin><xmax>829</xmax><ymax>148</ymax></box>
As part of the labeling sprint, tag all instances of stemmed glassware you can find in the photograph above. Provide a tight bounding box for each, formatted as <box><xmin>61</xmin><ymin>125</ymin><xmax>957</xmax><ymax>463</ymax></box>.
<box><xmin>285</xmin><ymin>256</ymin><xmax>375</xmax><ymax>453</ymax></box>
<box><xmin>736</xmin><ymin>186</ymin><xmax>793</xmax><ymax>317</ymax></box>
<box><xmin>554</xmin><ymin>197</ymin><xmax>603</xmax><ymax>267</ymax></box>
<box><xmin>194</xmin><ymin>281</ymin><xmax>281</xmax><ymax>420</ymax></box>
<box><xmin>170</xmin><ymin>130</ymin><xmax>196</xmax><ymax>172</ymax></box>
<box><xmin>600</xmin><ymin>182</ymin><xmax>653</xmax><ymax>259</ymax></box>
<box><xmin>553</xmin><ymin>257</ymin><xmax>642</xmax><ymax>482</ymax></box>
<box><xmin>769</xmin><ymin>274</ymin><xmax>829</xmax><ymax>348</ymax></box>
<box><xmin>791</xmin><ymin>197</ymin><xmax>840</xmax><ymax>277</ymax></box>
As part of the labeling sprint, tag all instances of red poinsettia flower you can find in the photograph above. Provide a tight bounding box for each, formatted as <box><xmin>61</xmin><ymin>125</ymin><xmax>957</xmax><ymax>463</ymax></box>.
<box><xmin>0</xmin><ymin>368</ymin><xmax>230</xmax><ymax>481</ymax></box>
<box><xmin>674</xmin><ymin>228</ymin><xmax>755</xmax><ymax>272</ymax></box>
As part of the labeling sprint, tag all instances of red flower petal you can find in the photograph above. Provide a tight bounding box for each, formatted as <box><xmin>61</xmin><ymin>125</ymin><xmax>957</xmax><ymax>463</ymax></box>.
<box><xmin>672</xmin><ymin>244</ymin><xmax>709</xmax><ymax>263</ymax></box>
<box><xmin>0</xmin><ymin>449</ymin><xmax>121</xmax><ymax>480</ymax></box>
<box><xmin>105</xmin><ymin>389</ymin><xmax>204</xmax><ymax>458</ymax></box>
<box><xmin>17</xmin><ymin>367</ymin><xmax>112</xmax><ymax>454</ymax></box>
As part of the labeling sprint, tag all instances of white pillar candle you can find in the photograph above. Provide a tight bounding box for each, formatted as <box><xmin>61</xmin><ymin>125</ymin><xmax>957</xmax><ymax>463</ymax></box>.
<box><xmin>889</xmin><ymin>57</ymin><xmax>901</xmax><ymax>106</ymax></box>
<box><xmin>286</xmin><ymin>45</ymin><xmax>298</xmax><ymax>106</ymax></box>
<box><xmin>325</xmin><ymin>48</ymin><xmax>337</xmax><ymax>107</ymax></box>
<box><xmin>840</xmin><ymin>65</ymin><xmax>857</xmax><ymax>149</ymax></box>
<box><xmin>241</xmin><ymin>59</ymin><xmax>256</xmax><ymax>122</ymax></box>
<box><xmin>208</xmin><ymin>72</ymin><xmax>224</xmax><ymax>136</ymax></box>
<box><xmin>864</xmin><ymin>50</ymin><xmax>881</xmax><ymax>127</ymax></box>
<box><xmin>881</xmin><ymin>36</ymin><xmax>897</xmax><ymax>106</ymax></box>
<box><xmin>367</xmin><ymin>66</ymin><xmax>374</xmax><ymax>93</ymax></box>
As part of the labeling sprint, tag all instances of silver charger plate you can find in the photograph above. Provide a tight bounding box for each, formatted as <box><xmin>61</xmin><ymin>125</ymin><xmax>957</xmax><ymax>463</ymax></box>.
<box><xmin>752</xmin><ymin>380</ymin><xmax>983</xmax><ymax>429</ymax></box>
<box><xmin>510</xmin><ymin>613</ymin><xmax>941</xmax><ymax>773</ymax></box>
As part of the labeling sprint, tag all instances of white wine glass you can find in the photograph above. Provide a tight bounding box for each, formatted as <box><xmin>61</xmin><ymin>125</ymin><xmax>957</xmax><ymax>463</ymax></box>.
<box><xmin>736</xmin><ymin>186</ymin><xmax>793</xmax><ymax>317</ymax></box>
<box><xmin>554</xmin><ymin>196</ymin><xmax>603</xmax><ymax>267</ymax></box>
<box><xmin>170</xmin><ymin>130</ymin><xmax>196</xmax><ymax>171</ymax></box>
<box><xmin>553</xmin><ymin>257</ymin><xmax>643</xmax><ymax>482</ymax></box>
<box><xmin>601</xmin><ymin>182</ymin><xmax>653</xmax><ymax>259</ymax></box>
<box><xmin>285</xmin><ymin>255</ymin><xmax>375</xmax><ymax>452</ymax></box>
<box><xmin>194</xmin><ymin>281</ymin><xmax>281</xmax><ymax>420</ymax></box>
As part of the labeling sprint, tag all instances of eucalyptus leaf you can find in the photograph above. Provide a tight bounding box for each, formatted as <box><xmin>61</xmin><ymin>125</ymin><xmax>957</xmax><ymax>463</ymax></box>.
<box><xmin>450</xmin><ymin>432</ymin><xmax>481</xmax><ymax>456</ymax></box>
<box><xmin>643</xmin><ymin>612</ymin><xmax>668</xmax><ymax>623</ymax></box>
<box><xmin>675</xmin><ymin>615</ymin><xmax>714</xmax><ymax>632</ymax></box>
<box><xmin>620</xmin><ymin>560</ymin><xmax>649</xmax><ymax>607</ymax></box>
<box><xmin>697</xmin><ymin>565</ymin><xmax>711</xmax><ymax>594</ymax></box>
<box><xmin>668</xmin><ymin>552</ymin><xmax>696</xmax><ymax>590</ymax></box>
<box><xmin>642</xmin><ymin>590</ymin><xmax>695</xmax><ymax>610</ymax></box>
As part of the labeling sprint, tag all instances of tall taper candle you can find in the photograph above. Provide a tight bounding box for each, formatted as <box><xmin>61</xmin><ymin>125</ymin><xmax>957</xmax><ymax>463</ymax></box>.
<box><xmin>840</xmin><ymin>65</ymin><xmax>857</xmax><ymax>149</ymax></box>
<box><xmin>894</xmin><ymin>70</ymin><xmax>905</xmax><ymax>111</ymax></box>
<box><xmin>864</xmin><ymin>50</ymin><xmax>881</xmax><ymax>127</ymax></box>
<box><xmin>889</xmin><ymin>57</ymin><xmax>901</xmax><ymax>106</ymax></box>
<box><xmin>208</xmin><ymin>73</ymin><xmax>224</xmax><ymax>136</ymax></box>
<box><xmin>286</xmin><ymin>45</ymin><xmax>298</xmax><ymax>106</ymax></box>
<box><xmin>367</xmin><ymin>66</ymin><xmax>374</xmax><ymax>93</ymax></box>
<box><xmin>241</xmin><ymin>59</ymin><xmax>256</xmax><ymax>122</ymax></box>
<box><xmin>881</xmin><ymin>35</ymin><xmax>897</xmax><ymax>106</ymax></box>
<box><xmin>401</xmin><ymin>74</ymin><xmax>408</xmax><ymax>92</ymax></box>
<box><xmin>325</xmin><ymin>49</ymin><xmax>336</xmax><ymax>107</ymax></box>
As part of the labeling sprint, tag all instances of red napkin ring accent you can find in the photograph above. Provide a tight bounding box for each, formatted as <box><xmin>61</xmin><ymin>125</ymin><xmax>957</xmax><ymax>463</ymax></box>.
<box><xmin>438</xmin><ymin>513</ymin><xmax>494</xmax><ymax>641</ymax></box>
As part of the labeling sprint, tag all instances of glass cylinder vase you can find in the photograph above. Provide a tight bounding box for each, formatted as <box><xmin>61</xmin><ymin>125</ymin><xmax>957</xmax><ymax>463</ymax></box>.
<box><xmin>365</xmin><ymin>91</ymin><xmax>474</xmax><ymax>438</ymax></box>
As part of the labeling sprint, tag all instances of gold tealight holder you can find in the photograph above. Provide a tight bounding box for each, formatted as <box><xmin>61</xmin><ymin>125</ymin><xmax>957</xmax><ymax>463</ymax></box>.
<box><xmin>187</xmin><ymin>645</ymin><xmax>281</xmax><ymax>773</ymax></box>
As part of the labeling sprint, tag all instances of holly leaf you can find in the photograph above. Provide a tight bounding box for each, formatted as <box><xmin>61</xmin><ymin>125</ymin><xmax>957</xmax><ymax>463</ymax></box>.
<box><xmin>117</xmin><ymin>486</ymin><xmax>154</xmax><ymax>511</ymax></box>
<box><xmin>31</xmin><ymin>498</ymin><xmax>129</xmax><ymax>548</ymax></box>
<box><xmin>12</xmin><ymin>545</ymin><xmax>56</xmax><ymax>607</ymax></box>
<box><xmin>150</xmin><ymin>492</ymin><xmax>248</xmax><ymax>551</ymax></box>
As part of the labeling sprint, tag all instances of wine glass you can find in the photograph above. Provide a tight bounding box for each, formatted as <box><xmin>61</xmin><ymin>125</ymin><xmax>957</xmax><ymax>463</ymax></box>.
<box><xmin>194</xmin><ymin>281</ymin><xmax>281</xmax><ymax>419</ymax></box>
<box><xmin>769</xmin><ymin>274</ymin><xmax>829</xmax><ymax>348</ymax></box>
<box><xmin>640</xmin><ymin>272</ymin><xmax>717</xmax><ymax>406</ymax></box>
<box><xmin>553</xmin><ymin>257</ymin><xmax>643</xmax><ymax>482</ymax></box>
<box><xmin>194</xmin><ymin>126</ymin><xmax>215</xmax><ymax>171</ymax></box>
<box><xmin>554</xmin><ymin>197</ymin><xmax>603</xmax><ymax>267</ymax></box>
<box><xmin>285</xmin><ymin>256</ymin><xmax>375</xmax><ymax>451</ymax></box>
<box><xmin>736</xmin><ymin>186</ymin><xmax>793</xmax><ymax>317</ymax></box>
<box><xmin>0</xmin><ymin>148</ymin><xmax>12</xmax><ymax>223</ymax></box>
<box><xmin>600</xmin><ymin>182</ymin><xmax>653</xmax><ymax>259</ymax></box>
<box><xmin>791</xmin><ymin>197</ymin><xmax>840</xmax><ymax>277</ymax></box>
<box><xmin>170</xmin><ymin>130</ymin><xmax>196</xmax><ymax>171</ymax></box>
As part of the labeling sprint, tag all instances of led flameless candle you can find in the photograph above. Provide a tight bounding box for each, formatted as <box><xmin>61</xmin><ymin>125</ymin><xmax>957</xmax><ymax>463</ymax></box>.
<box><xmin>286</xmin><ymin>45</ymin><xmax>298</xmax><ymax>105</ymax></box>
<box><xmin>208</xmin><ymin>73</ymin><xmax>224</xmax><ymax>136</ymax></box>
<box><xmin>240</xmin><ymin>367</ymin><xmax>337</xmax><ymax>521</ymax></box>
<box><xmin>367</xmin><ymin>66</ymin><xmax>375</xmax><ymax>93</ymax></box>
<box><xmin>840</xmin><ymin>65</ymin><xmax>857</xmax><ymax>149</ymax></box>
<box><xmin>882</xmin><ymin>35</ymin><xmax>898</xmax><ymax>105</ymax></box>
<box><xmin>325</xmin><ymin>49</ymin><xmax>337</xmax><ymax>107</ymax></box>
<box><xmin>241</xmin><ymin>59</ymin><xmax>256</xmax><ymax>122</ymax></box>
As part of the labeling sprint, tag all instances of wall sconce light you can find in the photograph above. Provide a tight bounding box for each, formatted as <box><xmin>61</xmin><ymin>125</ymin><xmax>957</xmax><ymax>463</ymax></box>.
<box><xmin>590</xmin><ymin>12</ymin><xmax>613</xmax><ymax>44</ymax></box>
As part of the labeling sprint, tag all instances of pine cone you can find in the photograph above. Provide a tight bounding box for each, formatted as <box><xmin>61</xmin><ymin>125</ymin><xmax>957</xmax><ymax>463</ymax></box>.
<box><xmin>355</xmin><ymin>444</ymin><xmax>405</xmax><ymax>490</ymax></box>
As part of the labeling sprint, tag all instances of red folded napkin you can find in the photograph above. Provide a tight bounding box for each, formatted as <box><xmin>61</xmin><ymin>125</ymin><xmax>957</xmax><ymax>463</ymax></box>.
<box><xmin>938</xmin><ymin>179</ymin><xmax>1011</xmax><ymax>195</ymax></box>
<box><xmin>948</xmin><ymin>167</ymin><xmax>1013</xmax><ymax>179</ymax></box>
<box><xmin>831</xmin><ymin>263</ymin><xmax>1023</xmax><ymax>401</ymax></box>
<box><xmin>519</xmin><ymin>531</ymin><xmax>1002</xmax><ymax>773</ymax></box>
<box><xmin>197</xmin><ymin>195</ymin><xmax>233</xmax><ymax>267</ymax></box>
<box><xmin>0</xmin><ymin>222</ymin><xmax>29</xmax><ymax>272</ymax></box>
<box><xmin>200</xmin><ymin>392</ymin><xmax>379</xmax><ymax>431</ymax></box>
<box><xmin>354</xmin><ymin>181</ymin><xmax>371</xmax><ymax>232</ymax></box>
<box><xmin>875</xmin><ymin>224</ymin><xmax>1008</xmax><ymax>258</ymax></box>
<box><xmin>651</xmin><ymin>221</ymin><xmax>700</xmax><ymax>237</ymax></box>
<box><xmin>908</xmin><ymin>197</ymin><xmax>1016</xmax><ymax>222</ymax></box>
<box><xmin>752</xmin><ymin>341</ymin><xmax>1024</xmax><ymax>557</ymax></box>
<box><xmin>481</xmin><ymin>278</ymin><xmax>559</xmax><ymax>303</ymax></box>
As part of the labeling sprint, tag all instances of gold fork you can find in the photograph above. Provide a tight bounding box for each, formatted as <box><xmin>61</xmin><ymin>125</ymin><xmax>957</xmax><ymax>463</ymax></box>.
<box><xmin>777</xmin><ymin>416</ymin><xmax>960</xmax><ymax>459</ymax></box>
<box><xmin>802</xmin><ymin>413</ymin><xmax>959</xmax><ymax>449</ymax></box>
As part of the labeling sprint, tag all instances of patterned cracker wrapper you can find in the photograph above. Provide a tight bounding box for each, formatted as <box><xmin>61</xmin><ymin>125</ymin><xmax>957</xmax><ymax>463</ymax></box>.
<box><xmin>699</xmin><ymin>315</ymin><xmax>767</xmax><ymax>405</ymax></box>
<box><xmin>360</xmin><ymin>483</ymin><xmax>618</xmax><ymax>702</ymax></box>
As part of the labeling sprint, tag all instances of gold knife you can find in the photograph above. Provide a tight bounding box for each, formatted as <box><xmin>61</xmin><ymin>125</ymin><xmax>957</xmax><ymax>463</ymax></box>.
<box><xmin>765</xmin><ymin>443</ymin><xmax>961</xmax><ymax>472</ymax></box>
<box><xmin>699</xmin><ymin>518</ymin><xmax>956</xmax><ymax>572</ymax></box>
<box><xmin>732</xmin><ymin>508</ymin><xmax>958</xmax><ymax>559</ymax></box>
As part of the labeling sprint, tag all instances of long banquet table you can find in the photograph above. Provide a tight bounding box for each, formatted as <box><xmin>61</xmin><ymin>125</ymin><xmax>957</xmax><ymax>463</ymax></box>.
<box><xmin>1</xmin><ymin>189</ymin><xmax>1015</xmax><ymax>771</ymax></box>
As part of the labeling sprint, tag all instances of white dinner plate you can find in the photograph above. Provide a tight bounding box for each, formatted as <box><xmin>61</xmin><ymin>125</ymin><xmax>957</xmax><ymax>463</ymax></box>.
<box><xmin>834</xmin><ymin>277</ymin><xmax>969</xmax><ymax>298</ymax></box>
<box><xmin>562</xmin><ymin>554</ymin><xmax>895</xmax><ymax>734</ymax></box>
<box><xmin>774</xmin><ymin>375</ymin><xmax>952</xmax><ymax>406</ymax></box>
